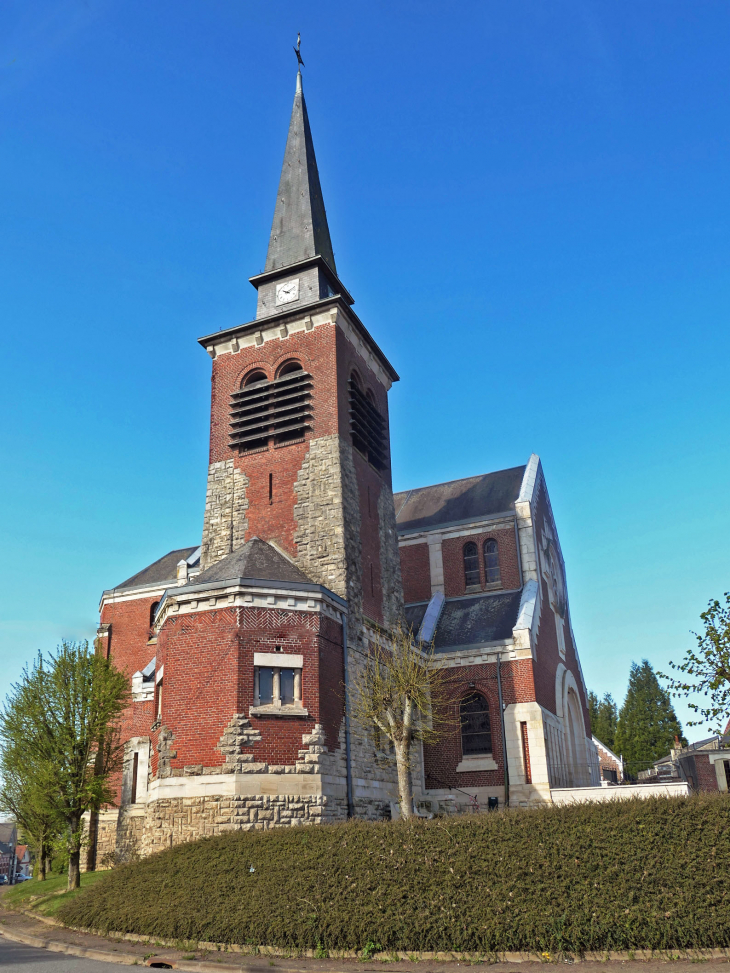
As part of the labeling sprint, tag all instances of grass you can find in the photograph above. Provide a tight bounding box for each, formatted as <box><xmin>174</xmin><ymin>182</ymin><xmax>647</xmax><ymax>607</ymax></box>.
<box><xmin>4</xmin><ymin>870</ymin><xmax>110</xmax><ymax>917</ymax></box>
<box><xmin>57</xmin><ymin>794</ymin><xmax>730</xmax><ymax>955</ymax></box>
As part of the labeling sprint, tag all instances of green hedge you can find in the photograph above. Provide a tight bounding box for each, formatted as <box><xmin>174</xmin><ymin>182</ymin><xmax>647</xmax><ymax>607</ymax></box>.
<box><xmin>59</xmin><ymin>795</ymin><xmax>730</xmax><ymax>954</ymax></box>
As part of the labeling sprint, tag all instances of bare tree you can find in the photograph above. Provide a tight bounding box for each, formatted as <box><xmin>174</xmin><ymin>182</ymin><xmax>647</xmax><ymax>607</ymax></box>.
<box><xmin>348</xmin><ymin>625</ymin><xmax>456</xmax><ymax>819</ymax></box>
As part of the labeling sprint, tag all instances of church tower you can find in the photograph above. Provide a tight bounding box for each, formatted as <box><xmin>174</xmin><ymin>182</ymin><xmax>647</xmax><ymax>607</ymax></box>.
<box><xmin>198</xmin><ymin>68</ymin><xmax>403</xmax><ymax>631</ymax></box>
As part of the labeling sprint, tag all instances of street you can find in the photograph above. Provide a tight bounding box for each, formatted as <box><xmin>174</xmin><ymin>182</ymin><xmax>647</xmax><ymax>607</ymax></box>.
<box><xmin>0</xmin><ymin>935</ymin><xmax>126</xmax><ymax>971</ymax></box>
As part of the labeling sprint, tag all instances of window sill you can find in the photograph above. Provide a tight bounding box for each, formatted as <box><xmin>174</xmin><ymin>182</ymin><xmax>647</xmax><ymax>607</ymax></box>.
<box><xmin>464</xmin><ymin>584</ymin><xmax>482</xmax><ymax>594</ymax></box>
<box><xmin>456</xmin><ymin>755</ymin><xmax>498</xmax><ymax>772</ymax></box>
<box><xmin>250</xmin><ymin>703</ymin><xmax>309</xmax><ymax>717</ymax></box>
<box><xmin>483</xmin><ymin>581</ymin><xmax>502</xmax><ymax>590</ymax></box>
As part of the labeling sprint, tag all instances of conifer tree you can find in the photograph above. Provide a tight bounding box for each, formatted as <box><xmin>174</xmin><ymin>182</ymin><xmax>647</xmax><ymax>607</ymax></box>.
<box><xmin>589</xmin><ymin>692</ymin><xmax>618</xmax><ymax>750</ymax></box>
<box><xmin>614</xmin><ymin>660</ymin><xmax>685</xmax><ymax>777</ymax></box>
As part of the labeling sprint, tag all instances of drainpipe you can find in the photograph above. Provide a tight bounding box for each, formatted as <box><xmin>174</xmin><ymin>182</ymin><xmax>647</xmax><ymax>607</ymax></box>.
<box><xmin>514</xmin><ymin>518</ymin><xmax>523</xmax><ymax>587</ymax></box>
<box><xmin>496</xmin><ymin>653</ymin><xmax>510</xmax><ymax>808</ymax></box>
<box><xmin>341</xmin><ymin>612</ymin><xmax>354</xmax><ymax>818</ymax></box>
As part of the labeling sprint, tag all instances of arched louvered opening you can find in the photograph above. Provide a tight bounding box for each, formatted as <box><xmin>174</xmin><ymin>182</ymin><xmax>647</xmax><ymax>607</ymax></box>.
<box><xmin>460</xmin><ymin>692</ymin><xmax>492</xmax><ymax>756</ymax></box>
<box><xmin>229</xmin><ymin>364</ymin><xmax>313</xmax><ymax>452</ymax></box>
<box><xmin>349</xmin><ymin>373</ymin><xmax>387</xmax><ymax>471</ymax></box>
<box><xmin>484</xmin><ymin>538</ymin><xmax>501</xmax><ymax>584</ymax></box>
<box><xmin>463</xmin><ymin>541</ymin><xmax>480</xmax><ymax>588</ymax></box>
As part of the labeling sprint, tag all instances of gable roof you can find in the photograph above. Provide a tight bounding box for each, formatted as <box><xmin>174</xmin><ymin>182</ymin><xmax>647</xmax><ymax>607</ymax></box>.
<box><xmin>394</xmin><ymin>466</ymin><xmax>526</xmax><ymax>534</ymax></box>
<box><xmin>191</xmin><ymin>538</ymin><xmax>311</xmax><ymax>587</ymax></box>
<box><xmin>405</xmin><ymin>589</ymin><xmax>522</xmax><ymax>653</ymax></box>
<box><xmin>0</xmin><ymin>822</ymin><xmax>16</xmax><ymax>855</ymax></box>
<box><xmin>115</xmin><ymin>547</ymin><xmax>200</xmax><ymax>590</ymax></box>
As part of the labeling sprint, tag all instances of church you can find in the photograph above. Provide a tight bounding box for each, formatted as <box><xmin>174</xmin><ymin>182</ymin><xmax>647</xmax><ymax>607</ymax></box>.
<box><xmin>90</xmin><ymin>67</ymin><xmax>598</xmax><ymax>865</ymax></box>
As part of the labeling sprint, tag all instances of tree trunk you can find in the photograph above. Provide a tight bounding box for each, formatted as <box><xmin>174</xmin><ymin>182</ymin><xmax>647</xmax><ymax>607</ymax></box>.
<box><xmin>68</xmin><ymin>819</ymin><xmax>82</xmax><ymax>890</ymax></box>
<box><xmin>68</xmin><ymin>847</ymin><xmax>81</xmax><ymax>890</ymax></box>
<box><xmin>395</xmin><ymin>742</ymin><xmax>413</xmax><ymax>819</ymax></box>
<box><xmin>37</xmin><ymin>838</ymin><xmax>47</xmax><ymax>881</ymax></box>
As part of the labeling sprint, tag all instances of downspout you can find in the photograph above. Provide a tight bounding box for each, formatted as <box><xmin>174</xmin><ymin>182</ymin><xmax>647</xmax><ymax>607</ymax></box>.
<box><xmin>514</xmin><ymin>517</ymin><xmax>523</xmax><ymax>587</ymax></box>
<box><xmin>496</xmin><ymin>653</ymin><xmax>510</xmax><ymax>808</ymax></box>
<box><xmin>341</xmin><ymin>612</ymin><xmax>354</xmax><ymax>818</ymax></box>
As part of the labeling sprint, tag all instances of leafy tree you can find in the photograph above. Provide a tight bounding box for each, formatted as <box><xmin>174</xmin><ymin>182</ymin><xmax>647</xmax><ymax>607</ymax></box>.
<box><xmin>660</xmin><ymin>593</ymin><xmax>730</xmax><ymax>733</ymax></box>
<box><xmin>614</xmin><ymin>660</ymin><xmax>685</xmax><ymax>777</ymax></box>
<box><xmin>348</xmin><ymin>626</ymin><xmax>456</xmax><ymax>819</ymax></box>
<box><xmin>0</xmin><ymin>640</ymin><xmax>129</xmax><ymax>889</ymax></box>
<box><xmin>588</xmin><ymin>691</ymin><xmax>618</xmax><ymax>750</ymax></box>
<box><xmin>0</xmin><ymin>750</ymin><xmax>60</xmax><ymax>881</ymax></box>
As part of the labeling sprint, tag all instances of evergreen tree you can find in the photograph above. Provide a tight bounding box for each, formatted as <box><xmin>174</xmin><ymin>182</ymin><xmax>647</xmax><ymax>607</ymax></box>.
<box><xmin>588</xmin><ymin>691</ymin><xmax>599</xmax><ymax>728</ymax></box>
<box><xmin>589</xmin><ymin>692</ymin><xmax>618</xmax><ymax>750</ymax></box>
<box><xmin>614</xmin><ymin>660</ymin><xmax>685</xmax><ymax>777</ymax></box>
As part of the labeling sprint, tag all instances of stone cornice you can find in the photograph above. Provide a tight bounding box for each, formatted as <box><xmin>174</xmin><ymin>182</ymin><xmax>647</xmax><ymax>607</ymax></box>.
<box><xmin>197</xmin><ymin>297</ymin><xmax>399</xmax><ymax>387</ymax></box>
<box><xmin>154</xmin><ymin>576</ymin><xmax>346</xmax><ymax>631</ymax></box>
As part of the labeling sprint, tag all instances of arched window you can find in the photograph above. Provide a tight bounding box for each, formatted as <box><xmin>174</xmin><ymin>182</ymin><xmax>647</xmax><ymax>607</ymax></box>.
<box><xmin>149</xmin><ymin>601</ymin><xmax>159</xmax><ymax>628</ymax></box>
<box><xmin>229</xmin><ymin>364</ymin><xmax>313</xmax><ymax>452</ymax></box>
<box><xmin>463</xmin><ymin>542</ymin><xmax>480</xmax><ymax>587</ymax></box>
<box><xmin>484</xmin><ymin>539</ymin><xmax>500</xmax><ymax>584</ymax></box>
<box><xmin>349</xmin><ymin>372</ymin><xmax>387</xmax><ymax>471</ymax></box>
<box><xmin>460</xmin><ymin>692</ymin><xmax>492</xmax><ymax>756</ymax></box>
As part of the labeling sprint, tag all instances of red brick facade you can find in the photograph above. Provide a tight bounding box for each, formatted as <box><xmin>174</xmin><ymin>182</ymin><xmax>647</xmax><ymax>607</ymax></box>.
<box><xmin>422</xmin><ymin>659</ymin><xmax>536</xmax><ymax>790</ymax></box>
<box><xmin>399</xmin><ymin>543</ymin><xmax>431</xmax><ymax>604</ymax></box>
<box><xmin>150</xmin><ymin>606</ymin><xmax>343</xmax><ymax>772</ymax></box>
<box><xmin>441</xmin><ymin>527</ymin><xmax>520</xmax><ymax>597</ymax></box>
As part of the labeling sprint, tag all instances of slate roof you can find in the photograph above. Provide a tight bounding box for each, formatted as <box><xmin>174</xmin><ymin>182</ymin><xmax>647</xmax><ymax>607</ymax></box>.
<box><xmin>394</xmin><ymin>466</ymin><xmax>526</xmax><ymax>533</ymax></box>
<box><xmin>191</xmin><ymin>538</ymin><xmax>311</xmax><ymax>587</ymax></box>
<box><xmin>0</xmin><ymin>822</ymin><xmax>16</xmax><ymax>856</ymax></box>
<box><xmin>116</xmin><ymin>547</ymin><xmax>199</xmax><ymax>590</ymax></box>
<box><xmin>264</xmin><ymin>72</ymin><xmax>336</xmax><ymax>274</ymax></box>
<box><xmin>405</xmin><ymin>589</ymin><xmax>523</xmax><ymax>653</ymax></box>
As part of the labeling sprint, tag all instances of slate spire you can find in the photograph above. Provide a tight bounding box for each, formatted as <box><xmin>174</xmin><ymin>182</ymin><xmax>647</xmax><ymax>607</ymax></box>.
<box><xmin>264</xmin><ymin>71</ymin><xmax>336</xmax><ymax>274</ymax></box>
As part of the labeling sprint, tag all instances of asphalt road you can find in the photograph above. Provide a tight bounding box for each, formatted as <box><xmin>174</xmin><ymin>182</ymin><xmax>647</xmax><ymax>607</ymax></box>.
<box><xmin>0</xmin><ymin>935</ymin><xmax>125</xmax><ymax>970</ymax></box>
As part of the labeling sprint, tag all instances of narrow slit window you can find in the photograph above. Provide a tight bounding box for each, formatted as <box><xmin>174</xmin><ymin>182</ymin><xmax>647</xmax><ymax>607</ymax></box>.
<box><xmin>460</xmin><ymin>693</ymin><xmax>492</xmax><ymax>756</ymax></box>
<box><xmin>269</xmin><ymin>472</ymin><xmax>273</xmax><ymax>503</ymax></box>
<box><xmin>463</xmin><ymin>542</ymin><xmax>480</xmax><ymax>587</ymax></box>
<box><xmin>131</xmin><ymin>752</ymin><xmax>139</xmax><ymax>804</ymax></box>
<box><xmin>484</xmin><ymin>539</ymin><xmax>501</xmax><ymax>584</ymax></box>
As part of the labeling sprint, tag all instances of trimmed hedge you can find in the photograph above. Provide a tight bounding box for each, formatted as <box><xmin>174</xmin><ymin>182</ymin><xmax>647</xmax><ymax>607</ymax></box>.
<box><xmin>59</xmin><ymin>795</ymin><xmax>730</xmax><ymax>954</ymax></box>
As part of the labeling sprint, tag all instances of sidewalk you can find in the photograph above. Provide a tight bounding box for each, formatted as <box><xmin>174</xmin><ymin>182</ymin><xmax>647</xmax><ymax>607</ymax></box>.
<box><xmin>1</xmin><ymin>898</ymin><xmax>729</xmax><ymax>972</ymax></box>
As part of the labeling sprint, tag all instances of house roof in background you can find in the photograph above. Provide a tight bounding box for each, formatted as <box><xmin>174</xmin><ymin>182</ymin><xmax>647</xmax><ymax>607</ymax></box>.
<box><xmin>115</xmin><ymin>547</ymin><xmax>200</xmax><ymax>590</ymax></box>
<box><xmin>394</xmin><ymin>466</ymin><xmax>526</xmax><ymax>533</ymax></box>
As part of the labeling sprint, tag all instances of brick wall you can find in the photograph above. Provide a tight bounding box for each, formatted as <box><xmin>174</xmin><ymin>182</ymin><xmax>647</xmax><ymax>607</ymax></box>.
<box><xmin>422</xmin><ymin>659</ymin><xmax>535</xmax><ymax>790</ymax></box>
<box><xmin>441</xmin><ymin>527</ymin><xmax>520</xmax><ymax>597</ymax></box>
<box><xmin>694</xmin><ymin>753</ymin><xmax>720</xmax><ymax>793</ymax></box>
<box><xmin>399</xmin><ymin>543</ymin><xmax>431</xmax><ymax>603</ymax></box>
<box><xmin>101</xmin><ymin>596</ymin><xmax>163</xmax><ymax>802</ymax></box>
<box><xmin>155</xmin><ymin>605</ymin><xmax>341</xmax><ymax>770</ymax></box>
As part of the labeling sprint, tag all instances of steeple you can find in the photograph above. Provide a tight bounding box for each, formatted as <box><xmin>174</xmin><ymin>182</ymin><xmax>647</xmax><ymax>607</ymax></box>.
<box><xmin>264</xmin><ymin>71</ymin><xmax>336</xmax><ymax>274</ymax></box>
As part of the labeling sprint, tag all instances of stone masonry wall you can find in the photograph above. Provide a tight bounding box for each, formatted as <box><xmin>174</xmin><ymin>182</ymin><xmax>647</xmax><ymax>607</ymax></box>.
<box><xmin>293</xmin><ymin>434</ymin><xmax>356</xmax><ymax>604</ymax></box>
<box><xmin>142</xmin><ymin>793</ymin><xmax>347</xmax><ymax>857</ymax></box>
<box><xmin>377</xmin><ymin>481</ymin><xmax>405</xmax><ymax>631</ymax></box>
<box><xmin>200</xmin><ymin>460</ymin><xmax>249</xmax><ymax>570</ymax></box>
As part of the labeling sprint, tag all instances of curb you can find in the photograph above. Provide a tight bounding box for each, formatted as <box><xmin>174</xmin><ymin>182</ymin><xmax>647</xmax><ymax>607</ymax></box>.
<box><xmin>2</xmin><ymin>914</ymin><xmax>730</xmax><ymax>968</ymax></box>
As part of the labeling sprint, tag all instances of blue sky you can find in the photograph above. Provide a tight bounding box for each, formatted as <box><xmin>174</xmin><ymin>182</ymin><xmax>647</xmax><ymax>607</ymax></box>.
<box><xmin>1</xmin><ymin>0</ymin><xmax>729</xmax><ymax>737</ymax></box>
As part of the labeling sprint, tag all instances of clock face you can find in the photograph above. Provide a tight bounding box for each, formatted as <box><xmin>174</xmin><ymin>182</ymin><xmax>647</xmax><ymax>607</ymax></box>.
<box><xmin>275</xmin><ymin>278</ymin><xmax>300</xmax><ymax>306</ymax></box>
